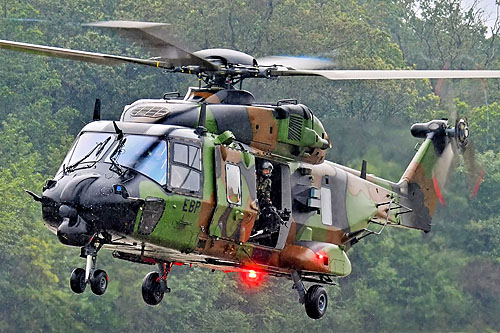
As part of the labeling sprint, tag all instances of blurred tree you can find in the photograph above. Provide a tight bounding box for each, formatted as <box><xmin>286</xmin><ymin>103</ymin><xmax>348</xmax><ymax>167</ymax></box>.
<box><xmin>0</xmin><ymin>0</ymin><xmax>499</xmax><ymax>332</ymax></box>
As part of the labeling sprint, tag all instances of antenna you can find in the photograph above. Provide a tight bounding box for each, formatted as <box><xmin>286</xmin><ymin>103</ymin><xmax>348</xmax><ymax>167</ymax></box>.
<box><xmin>112</xmin><ymin>121</ymin><xmax>124</xmax><ymax>140</ymax></box>
<box><xmin>195</xmin><ymin>103</ymin><xmax>208</xmax><ymax>136</ymax></box>
<box><xmin>360</xmin><ymin>160</ymin><xmax>367</xmax><ymax>179</ymax></box>
<box><xmin>93</xmin><ymin>98</ymin><xmax>101</xmax><ymax>121</ymax></box>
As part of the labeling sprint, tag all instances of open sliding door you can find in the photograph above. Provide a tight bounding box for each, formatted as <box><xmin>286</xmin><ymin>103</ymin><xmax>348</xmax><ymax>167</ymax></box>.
<box><xmin>209</xmin><ymin>145</ymin><xmax>258</xmax><ymax>243</ymax></box>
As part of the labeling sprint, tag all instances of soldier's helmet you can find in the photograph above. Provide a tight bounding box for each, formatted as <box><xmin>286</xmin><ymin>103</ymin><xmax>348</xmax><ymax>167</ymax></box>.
<box><xmin>261</xmin><ymin>161</ymin><xmax>273</xmax><ymax>177</ymax></box>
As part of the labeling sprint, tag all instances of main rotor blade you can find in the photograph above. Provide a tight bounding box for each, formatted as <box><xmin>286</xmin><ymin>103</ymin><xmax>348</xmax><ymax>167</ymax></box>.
<box><xmin>0</xmin><ymin>39</ymin><xmax>170</xmax><ymax>68</ymax></box>
<box><xmin>257</xmin><ymin>56</ymin><xmax>334</xmax><ymax>70</ymax></box>
<box><xmin>86</xmin><ymin>20</ymin><xmax>170</xmax><ymax>29</ymax></box>
<box><xmin>85</xmin><ymin>20</ymin><xmax>218</xmax><ymax>70</ymax></box>
<box><xmin>270</xmin><ymin>69</ymin><xmax>500</xmax><ymax>80</ymax></box>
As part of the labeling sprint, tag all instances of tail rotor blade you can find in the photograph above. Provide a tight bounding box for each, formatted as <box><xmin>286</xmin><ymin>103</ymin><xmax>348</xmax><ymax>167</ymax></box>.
<box><xmin>432</xmin><ymin>175</ymin><xmax>446</xmax><ymax>206</ymax></box>
<box><xmin>432</xmin><ymin>143</ymin><xmax>457</xmax><ymax>206</ymax></box>
<box><xmin>471</xmin><ymin>169</ymin><xmax>484</xmax><ymax>198</ymax></box>
<box><xmin>463</xmin><ymin>142</ymin><xmax>484</xmax><ymax>198</ymax></box>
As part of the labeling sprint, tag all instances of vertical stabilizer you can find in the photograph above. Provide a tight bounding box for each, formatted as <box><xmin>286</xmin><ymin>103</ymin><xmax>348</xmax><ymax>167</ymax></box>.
<box><xmin>397</xmin><ymin>120</ymin><xmax>457</xmax><ymax>232</ymax></box>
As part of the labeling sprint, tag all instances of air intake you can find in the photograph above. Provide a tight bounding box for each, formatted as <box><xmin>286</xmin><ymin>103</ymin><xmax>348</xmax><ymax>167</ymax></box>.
<box><xmin>129</xmin><ymin>105</ymin><xmax>169</xmax><ymax>118</ymax></box>
<box><xmin>288</xmin><ymin>114</ymin><xmax>303</xmax><ymax>141</ymax></box>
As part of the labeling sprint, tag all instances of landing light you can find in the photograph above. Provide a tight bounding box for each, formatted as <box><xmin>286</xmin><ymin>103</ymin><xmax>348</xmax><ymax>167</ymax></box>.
<box><xmin>239</xmin><ymin>269</ymin><xmax>265</xmax><ymax>288</ymax></box>
<box><xmin>248</xmin><ymin>270</ymin><xmax>257</xmax><ymax>279</ymax></box>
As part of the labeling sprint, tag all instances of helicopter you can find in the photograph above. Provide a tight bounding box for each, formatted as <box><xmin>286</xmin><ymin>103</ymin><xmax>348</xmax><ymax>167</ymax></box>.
<box><xmin>0</xmin><ymin>20</ymin><xmax>495</xmax><ymax>320</ymax></box>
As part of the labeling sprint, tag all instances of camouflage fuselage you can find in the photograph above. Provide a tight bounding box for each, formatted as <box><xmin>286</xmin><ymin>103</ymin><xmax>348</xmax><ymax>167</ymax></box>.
<box><xmin>42</xmin><ymin>91</ymin><xmax>446</xmax><ymax>280</ymax></box>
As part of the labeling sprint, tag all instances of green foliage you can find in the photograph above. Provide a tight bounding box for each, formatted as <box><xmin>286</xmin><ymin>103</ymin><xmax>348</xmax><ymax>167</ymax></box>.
<box><xmin>0</xmin><ymin>0</ymin><xmax>499</xmax><ymax>331</ymax></box>
<box><xmin>465</xmin><ymin>218</ymin><xmax>500</xmax><ymax>258</ymax></box>
<box><xmin>469</xmin><ymin>102</ymin><xmax>500</xmax><ymax>152</ymax></box>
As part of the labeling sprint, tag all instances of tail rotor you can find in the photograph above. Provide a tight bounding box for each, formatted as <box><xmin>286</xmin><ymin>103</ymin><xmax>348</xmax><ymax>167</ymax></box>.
<box><xmin>433</xmin><ymin>117</ymin><xmax>484</xmax><ymax>204</ymax></box>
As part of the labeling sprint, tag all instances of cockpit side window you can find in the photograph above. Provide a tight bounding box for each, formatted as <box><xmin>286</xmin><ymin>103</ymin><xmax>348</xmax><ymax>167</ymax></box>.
<box><xmin>170</xmin><ymin>141</ymin><xmax>202</xmax><ymax>193</ymax></box>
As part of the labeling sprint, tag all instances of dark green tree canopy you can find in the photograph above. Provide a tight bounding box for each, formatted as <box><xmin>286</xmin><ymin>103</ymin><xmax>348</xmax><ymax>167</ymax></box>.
<box><xmin>0</xmin><ymin>0</ymin><xmax>499</xmax><ymax>331</ymax></box>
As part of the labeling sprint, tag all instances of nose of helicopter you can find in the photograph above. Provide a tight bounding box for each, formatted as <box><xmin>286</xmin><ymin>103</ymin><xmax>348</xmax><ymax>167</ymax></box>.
<box><xmin>41</xmin><ymin>172</ymin><xmax>143</xmax><ymax>247</ymax></box>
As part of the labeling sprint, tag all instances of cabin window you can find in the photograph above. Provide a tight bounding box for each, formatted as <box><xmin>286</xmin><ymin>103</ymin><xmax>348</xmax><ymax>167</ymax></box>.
<box><xmin>170</xmin><ymin>142</ymin><xmax>201</xmax><ymax>192</ymax></box>
<box><xmin>321</xmin><ymin>187</ymin><xmax>332</xmax><ymax>225</ymax></box>
<box><xmin>225</xmin><ymin>163</ymin><xmax>241</xmax><ymax>205</ymax></box>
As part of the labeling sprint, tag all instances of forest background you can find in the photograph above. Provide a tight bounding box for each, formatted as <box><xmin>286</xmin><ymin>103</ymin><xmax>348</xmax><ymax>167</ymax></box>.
<box><xmin>0</xmin><ymin>0</ymin><xmax>499</xmax><ymax>331</ymax></box>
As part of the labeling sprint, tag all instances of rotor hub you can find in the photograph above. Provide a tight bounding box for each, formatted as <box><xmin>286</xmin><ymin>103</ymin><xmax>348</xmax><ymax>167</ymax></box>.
<box><xmin>455</xmin><ymin>118</ymin><xmax>470</xmax><ymax>152</ymax></box>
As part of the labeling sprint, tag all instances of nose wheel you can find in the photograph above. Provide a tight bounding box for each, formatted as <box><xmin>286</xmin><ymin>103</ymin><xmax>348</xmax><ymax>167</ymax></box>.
<box><xmin>69</xmin><ymin>236</ymin><xmax>109</xmax><ymax>296</ymax></box>
<box><xmin>90</xmin><ymin>269</ymin><xmax>109</xmax><ymax>295</ymax></box>
<box><xmin>69</xmin><ymin>268</ymin><xmax>86</xmax><ymax>294</ymax></box>
<box><xmin>291</xmin><ymin>271</ymin><xmax>328</xmax><ymax>320</ymax></box>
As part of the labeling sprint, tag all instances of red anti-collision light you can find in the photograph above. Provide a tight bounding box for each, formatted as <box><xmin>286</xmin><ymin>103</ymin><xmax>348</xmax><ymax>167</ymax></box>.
<box><xmin>317</xmin><ymin>252</ymin><xmax>329</xmax><ymax>266</ymax></box>
<box><xmin>248</xmin><ymin>270</ymin><xmax>257</xmax><ymax>279</ymax></box>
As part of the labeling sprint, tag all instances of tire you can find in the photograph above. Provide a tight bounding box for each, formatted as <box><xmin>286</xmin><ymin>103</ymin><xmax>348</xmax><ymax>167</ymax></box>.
<box><xmin>304</xmin><ymin>285</ymin><xmax>328</xmax><ymax>319</ymax></box>
<box><xmin>90</xmin><ymin>269</ymin><xmax>108</xmax><ymax>296</ymax></box>
<box><xmin>70</xmin><ymin>268</ymin><xmax>86</xmax><ymax>294</ymax></box>
<box><xmin>142</xmin><ymin>272</ymin><xmax>164</xmax><ymax>306</ymax></box>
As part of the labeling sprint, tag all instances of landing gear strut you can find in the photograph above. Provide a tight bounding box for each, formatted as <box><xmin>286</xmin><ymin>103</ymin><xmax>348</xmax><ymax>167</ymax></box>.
<box><xmin>69</xmin><ymin>235</ymin><xmax>109</xmax><ymax>296</ymax></box>
<box><xmin>142</xmin><ymin>262</ymin><xmax>172</xmax><ymax>306</ymax></box>
<box><xmin>292</xmin><ymin>271</ymin><xmax>328</xmax><ymax>320</ymax></box>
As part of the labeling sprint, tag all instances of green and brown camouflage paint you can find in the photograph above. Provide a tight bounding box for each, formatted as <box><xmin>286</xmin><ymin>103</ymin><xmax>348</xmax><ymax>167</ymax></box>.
<box><xmin>91</xmin><ymin>90</ymin><xmax>452</xmax><ymax>279</ymax></box>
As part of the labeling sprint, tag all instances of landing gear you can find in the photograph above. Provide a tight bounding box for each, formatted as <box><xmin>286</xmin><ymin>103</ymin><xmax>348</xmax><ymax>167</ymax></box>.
<box><xmin>142</xmin><ymin>272</ymin><xmax>164</xmax><ymax>305</ymax></box>
<box><xmin>291</xmin><ymin>271</ymin><xmax>328</xmax><ymax>320</ymax></box>
<box><xmin>69</xmin><ymin>236</ymin><xmax>109</xmax><ymax>296</ymax></box>
<box><xmin>90</xmin><ymin>269</ymin><xmax>109</xmax><ymax>296</ymax></box>
<box><xmin>70</xmin><ymin>268</ymin><xmax>86</xmax><ymax>294</ymax></box>
<box><xmin>142</xmin><ymin>262</ymin><xmax>172</xmax><ymax>306</ymax></box>
<box><xmin>304</xmin><ymin>285</ymin><xmax>328</xmax><ymax>319</ymax></box>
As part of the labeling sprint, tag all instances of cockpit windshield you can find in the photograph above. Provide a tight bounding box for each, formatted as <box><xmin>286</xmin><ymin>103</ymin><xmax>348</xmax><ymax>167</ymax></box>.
<box><xmin>110</xmin><ymin>135</ymin><xmax>168</xmax><ymax>185</ymax></box>
<box><xmin>69</xmin><ymin>132</ymin><xmax>116</xmax><ymax>165</ymax></box>
<box><xmin>57</xmin><ymin>132</ymin><xmax>168</xmax><ymax>185</ymax></box>
<box><xmin>56</xmin><ymin>132</ymin><xmax>116</xmax><ymax>175</ymax></box>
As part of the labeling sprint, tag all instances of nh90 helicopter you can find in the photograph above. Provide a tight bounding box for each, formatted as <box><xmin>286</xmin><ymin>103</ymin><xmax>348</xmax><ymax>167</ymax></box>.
<box><xmin>0</xmin><ymin>21</ymin><xmax>494</xmax><ymax>319</ymax></box>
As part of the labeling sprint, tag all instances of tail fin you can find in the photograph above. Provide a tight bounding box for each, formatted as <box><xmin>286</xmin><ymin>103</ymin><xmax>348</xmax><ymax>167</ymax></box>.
<box><xmin>397</xmin><ymin>120</ymin><xmax>457</xmax><ymax>232</ymax></box>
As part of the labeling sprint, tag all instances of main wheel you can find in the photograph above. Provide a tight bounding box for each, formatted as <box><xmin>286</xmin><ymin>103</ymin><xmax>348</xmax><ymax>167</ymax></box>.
<box><xmin>304</xmin><ymin>285</ymin><xmax>328</xmax><ymax>319</ymax></box>
<box><xmin>142</xmin><ymin>272</ymin><xmax>164</xmax><ymax>306</ymax></box>
<box><xmin>90</xmin><ymin>269</ymin><xmax>108</xmax><ymax>296</ymax></box>
<box><xmin>70</xmin><ymin>268</ymin><xmax>86</xmax><ymax>294</ymax></box>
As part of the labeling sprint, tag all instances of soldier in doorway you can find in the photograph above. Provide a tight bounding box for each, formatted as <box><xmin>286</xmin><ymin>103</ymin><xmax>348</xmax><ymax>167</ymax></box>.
<box><xmin>257</xmin><ymin>161</ymin><xmax>274</xmax><ymax>212</ymax></box>
<box><xmin>255</xmin><ymin>161</ymin><xmax>289</xmax><ymax>235</ymax></box>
